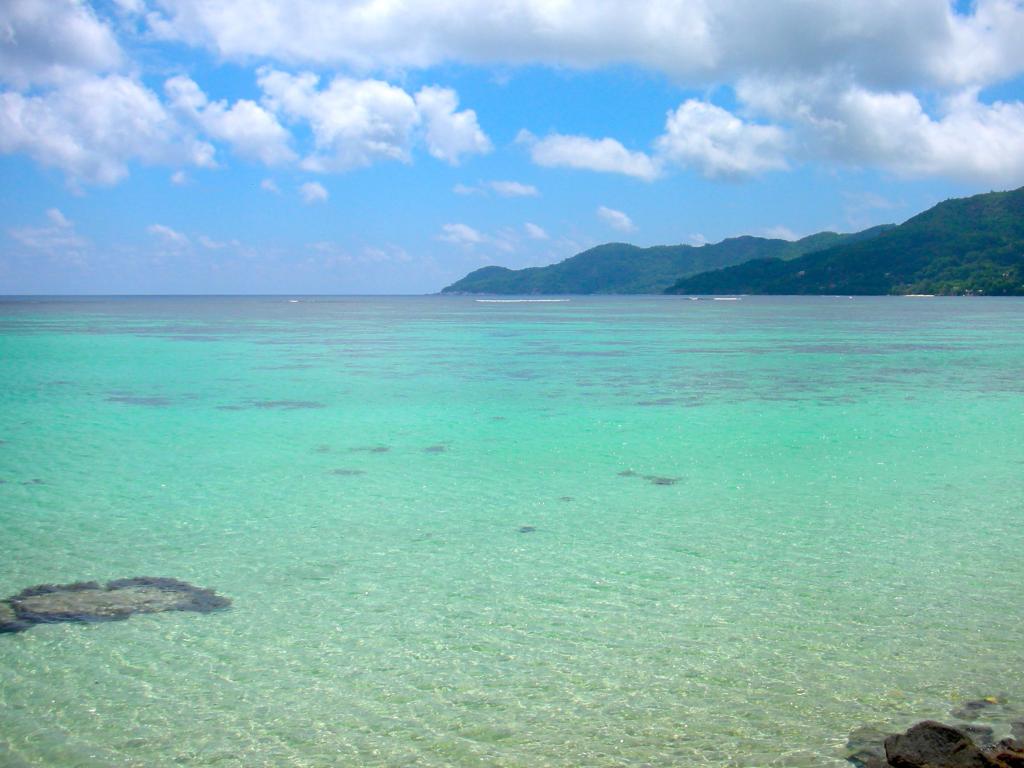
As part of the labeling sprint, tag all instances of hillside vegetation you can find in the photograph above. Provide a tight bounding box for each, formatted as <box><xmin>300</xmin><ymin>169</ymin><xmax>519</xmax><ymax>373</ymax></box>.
<box><xmin>442</xmin><ymin>228</ymin><xmax>891</xmax><ymax>294</ymax></box>
<box><xmin>667</xmin><ymin>187</ymin><xmax>1024</xmax><ymax>296</ymax></box>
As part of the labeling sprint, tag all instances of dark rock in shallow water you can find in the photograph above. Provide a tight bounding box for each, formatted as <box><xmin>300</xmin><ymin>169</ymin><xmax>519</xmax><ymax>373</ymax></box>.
<box><xmin>846</xmin><ymin>725</ymin><xmax>895</xmax><ymax>768</ymax></box>
<box><xmin>518</xmin><ymin>526</ymin><xmax>536</xmax><ymax>534</ymax></box>
<box><xmin>330</xmin><ymin>468</ymin><xmax>365</xmax><ymax>476</ymax></box>
<box><xmin>617</xmin><ymin>470</ymin><xmax>638</xmax><ymax>477</ymax></box>
<box><xmin>0</xmin><ymin>602</ymin><xmax>32</xmax><ymax>633</ymax></box>
<box><xmin>0</xmin><ymin>577</ymin><xmax>230</xmax><ymax>634</ymax></box>
<box><xmin>953</xmin><ymin>699</ymin><xmax>1005</xmax><ymax>721</ymax></box>
<box><xmin>884</xmin><ymin>721</ymin><xmax>998</xmax><ymax>768</ymax></box>
<box><xmin>961</xmin><ymin>725</ymin><xmax>997</xmax><ymax>749</ymax></box>
<box><xmin>644</xmin><ymin>474</ymin><xmax>681</xmax><ymax>486</ymax></box>
<box><xmin>424</xmin><ymin>445</ymin><xmax>447</xmax><ymax>453</ymax></box>
<box><xmin>989</xmin><ymin>741</ymin><xmax>1024</xmax><ymax>768</ymax></box>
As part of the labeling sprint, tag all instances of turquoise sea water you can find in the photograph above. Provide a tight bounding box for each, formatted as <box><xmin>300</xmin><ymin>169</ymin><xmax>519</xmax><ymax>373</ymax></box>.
<box><xmin>0</xmin><ymin>295</ymin><xmax>1022</xmax><ymax>767</ymax></box>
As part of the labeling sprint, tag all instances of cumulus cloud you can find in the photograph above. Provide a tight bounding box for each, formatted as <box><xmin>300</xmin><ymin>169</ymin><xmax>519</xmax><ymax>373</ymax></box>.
<box><xmin>413</xmin><ymin>86</ymin><xmax>491</xmax><ymax>164</ymax></box>
<box><xmin>165</xmin><ymin>76</ymin><xmax>295</xmax><ymax>165</ymax></box>
<box><xmin>655</xmin><ymin>100</ymin><xmax>788</xmax><ymax>179</ymax></box>
<box><xmin>0</xmin><ymin>0</ymin><xmax>123</xmax><ymax>88</ymax></box>
<box><xmin>144</xmin><ymin>1</ymin><xmax>1024</xmax><ymax>92</ymax></box>
<box><xmin>597</xmin><ymin>206</ymin><xmax>635</xmax><ymax>232</ymax></box>
<box><xmin>299</xmin><ymin>181</ymin><xmax>328</xmax><ymax>203</ymax></box>
<box><xmin>520</xmin><ymin>130</ymin><xmax>659</xmax><ymax>181</ymax></box>
<box><xmin>524</xmin><ymin>222</ymin><xmax>549</xmax><ymax>240</ymax></box>
<box><xmin>737</xmin><ymin>75</ymin><xmax>1024</xmax><ymax>185</ymax></box>
<box><xmin>438</xmin><ymin>223</ymin><xmax>485</xmax><ymax>246</ymax></box>
<box><xmin>256</xmin><ymin>70</ymin><xmax>489</xmax><ymax>172</ymax></box>
<box><xmin>0</xmin><ymin>75</ymin><xmax>214</xmax><ymax>185</ymax></box>
<box><xmin>147</xmin><ymin>223</ymin><xmax>190</xmax><ymax>246</ymax></box>
<box><xmin>259</xmin><ymin>69</ymin><xmax>420</xmax><ymax>172</ymax></box>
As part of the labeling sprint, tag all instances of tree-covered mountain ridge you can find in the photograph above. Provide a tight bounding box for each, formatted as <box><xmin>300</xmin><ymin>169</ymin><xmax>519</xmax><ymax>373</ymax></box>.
<box><xmin>442</xmin><ymin>186</ymin><xmax>1024</xmax><ymax>296</ymax></box>
<box><xmin>441</xmin><ymin>226</ymin><xmax>893</xmax><ymax>295</ymax></box>
<box><xmin>667</xmin><ymin>186</ymin><xmax>1024</xmax><ymax>296</ymax></box>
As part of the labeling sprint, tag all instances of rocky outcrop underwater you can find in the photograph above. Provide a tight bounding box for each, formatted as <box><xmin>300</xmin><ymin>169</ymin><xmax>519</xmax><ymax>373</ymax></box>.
<box><xmin>847</xmin><ymin>703</ymin><xmax>1024</xmax><ymax>768</ymax></box>
<box><xmin>0</xmin><ymin>577</ymin><xmax>230</xmax><ymax>634</ymax></box>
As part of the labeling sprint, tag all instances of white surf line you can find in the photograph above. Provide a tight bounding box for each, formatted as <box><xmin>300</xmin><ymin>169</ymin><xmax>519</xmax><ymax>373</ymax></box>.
<box><xmin>712</xmin><ymin>297</ymin><xmax>740</xmax><ymax>301</ymax></box>
<box><xmin>475</xmin><ymin>299</ymin><xmax>571</xmax><ymax>303</ymax></box>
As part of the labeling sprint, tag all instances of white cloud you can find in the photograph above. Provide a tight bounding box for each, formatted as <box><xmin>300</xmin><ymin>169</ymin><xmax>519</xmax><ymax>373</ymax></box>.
<box><xmin>256</xmin><ymin>70</ymin><xmax>488</xmax><ymax>171</ymax></box>
<box><xmin>259</xmin><ymin>69</ymin><xmax>421</xmax><ymax>172</ymax></box>
<box><xmin>737</xmin><ymin>75</ymin><xmax>1024</xmax><ymax>185</ymax></box>
<box><xmin>827</xmin><ymin>87</ymin><xmax>1024</xmax><ymax>184</ymax></box>
<box><xmin>147</xmin><ymin>223</ymin><xmax>190</xmax><ymax>246</ymax></box>
<box><xmin>0</xmin><ymin>75</ymin><xmax>214</xmax><ymax>186</ymax></box>
<box><xmin>413</xmin><ymin>86</ymin><xmax>491</xmax><ymax>165</ymax></box>
<box><xmin>687</xmin><ymin>233</ymin><xmax>708</xmax><ymax>246</ymax></box>
<box><xmin>46</xmin><ymin>208</ymin><xmax>71</xmax><ymax>228</ymax></box>
<box><xmin>198</xmin><ymin>235</ymin><xmax>227</xmax><ymax>249</ymax></box>
<box><xmin>0</xmin><ymin>0</ymin><xmax>123</xmax><ymax>88</ymax></box>
<box><xmin>524</xmin><ymin>222</ymin><xmax>549</xmax><ymax>240</ymax></box>
<box><xmin>260</xmin><ymin>178</ymin><xmax>280</xmax><ymax>193</ymax></box>
<box><xmin>520</xmin><ymin>130</ymin><xmax>659</xmax><ymax>181</ymax></box>
<box><xmin>146</xmin><ymin>1</ymin><xmax>1024</xmax><ymax>94</ymax></box>
<box><xmin>299</xmin><ymin>181</ymin><xmax>328</xmax><ymax>203</ymax></box>
<box><xmin>170</xmin><ymin>170</ymin><xmax>188</xmax><ymax>185</ymax></box>
<box><xmin>488</xmin><ymin>180</ymin><xmax>538</xmax><ymax>197</ymax></box>
<box><xmin>597</xmin><ymin>206</ymin><xmax>635</xmax><ymax>233</ymax></box>
<box><xmin>113</xmin><ymin>0</ymin><xmax>145</xmax><ymax>13</ymax></box>
<box><xmin>762</xmin><ymin>225</ymin><xmax>798</xmax><ymax>241</ymax></box>
<box><xmin>454</xmin><ymin>179</ymin><xmax>540</xmax><ymax>197</ymax></box>
<box><xmin>439</xmin><ymin>223</ymin><xmax>485</xmax><ymax>246</ymax></box>
<box><xmin>8</xmin><ymin>208</ymin><xmax>87</xmax><ymax>260</ymax></box>
<box><xmin>166</xmin><ymin>75</ymin><xmax>295</xmax><ymax>165</ymax></box>
<box><xmin>655</xmin><ymin>100</ymin><xmax>788</xmax><ymax>179</ymax></box>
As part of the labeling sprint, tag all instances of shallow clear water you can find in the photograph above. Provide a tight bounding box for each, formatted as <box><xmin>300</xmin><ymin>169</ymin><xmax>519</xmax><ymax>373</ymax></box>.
<box><xmin>0</xmin><ymin>295</ymin><xmax>1022</xmax><ymax>767</ymax></box>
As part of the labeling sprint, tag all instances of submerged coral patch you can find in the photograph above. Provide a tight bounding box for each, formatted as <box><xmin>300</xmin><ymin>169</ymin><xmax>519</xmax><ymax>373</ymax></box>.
<box><xmin>217</xmin><ymin>400</ymin><xmax>326</xmax><ymax>411</ymax></box>
<box><xmin>106</xmin><ymin>394</ymin><xmax>174</xmax><ymax>407</ymax></box>
<box><xmin>249</xmin><ymin>400</ymin><xmax>325</xmax><ymax>410</ymax></box>
<box><xmin>0</xmin><ymin>577</ymin><xmax>230</xmax><ymax>634</ymax></box>
<box><xmin>618</xmin><ymin>469</ymin><xmax>681</xmax><ymax>485</ymax></box>
<box><xmin>644</xmin><ymin>475</ymin><xmax>681</xmax><ymax>486</ymax></box>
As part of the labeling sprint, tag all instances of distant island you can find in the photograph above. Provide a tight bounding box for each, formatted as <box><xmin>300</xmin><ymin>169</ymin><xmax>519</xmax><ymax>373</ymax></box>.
<box><xmin>442</xmin><ymin>186</ymin><xmax>1024</xmax><ymax>296</ymax></box>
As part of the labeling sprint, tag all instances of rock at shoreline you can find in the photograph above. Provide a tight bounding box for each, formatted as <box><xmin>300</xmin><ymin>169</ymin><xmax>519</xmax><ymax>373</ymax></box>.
<box><xmin>0</xmin><ymin>577</ymin><xmax>230</xmax><ymax>634</ymax></box>
<box><xmin>845</xmin><ymin>720</ymin><xmax>1024</xmax><ymax>768</ymax></box>
<box><xmin>884</xmin><ymin>721</ymin><xmax>995</xmax><ymax>767</ymax></box>
<box><xmin>846</xmin><ymin>725</ymin><xmax>895</xmax><ymax>768</ymax></box>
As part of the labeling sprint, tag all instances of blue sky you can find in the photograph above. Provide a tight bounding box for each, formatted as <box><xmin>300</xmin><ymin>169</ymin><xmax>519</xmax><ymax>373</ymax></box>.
<box><xmin>2</xmin><ymin>1</ymin><xmax>1023</xmax><ymax>294</ymax></box>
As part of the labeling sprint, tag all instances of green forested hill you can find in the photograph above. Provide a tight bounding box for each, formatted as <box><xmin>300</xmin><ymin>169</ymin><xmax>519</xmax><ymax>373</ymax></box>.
<box><xmin>667</xmin><ymin>187</ymin><xmax>1024</xmax><ymax>296</ymax></box>
<box><xmin>441</xmin><ymin>227</ymin><xmax>891</xmax><ymax>294</ymax></box>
